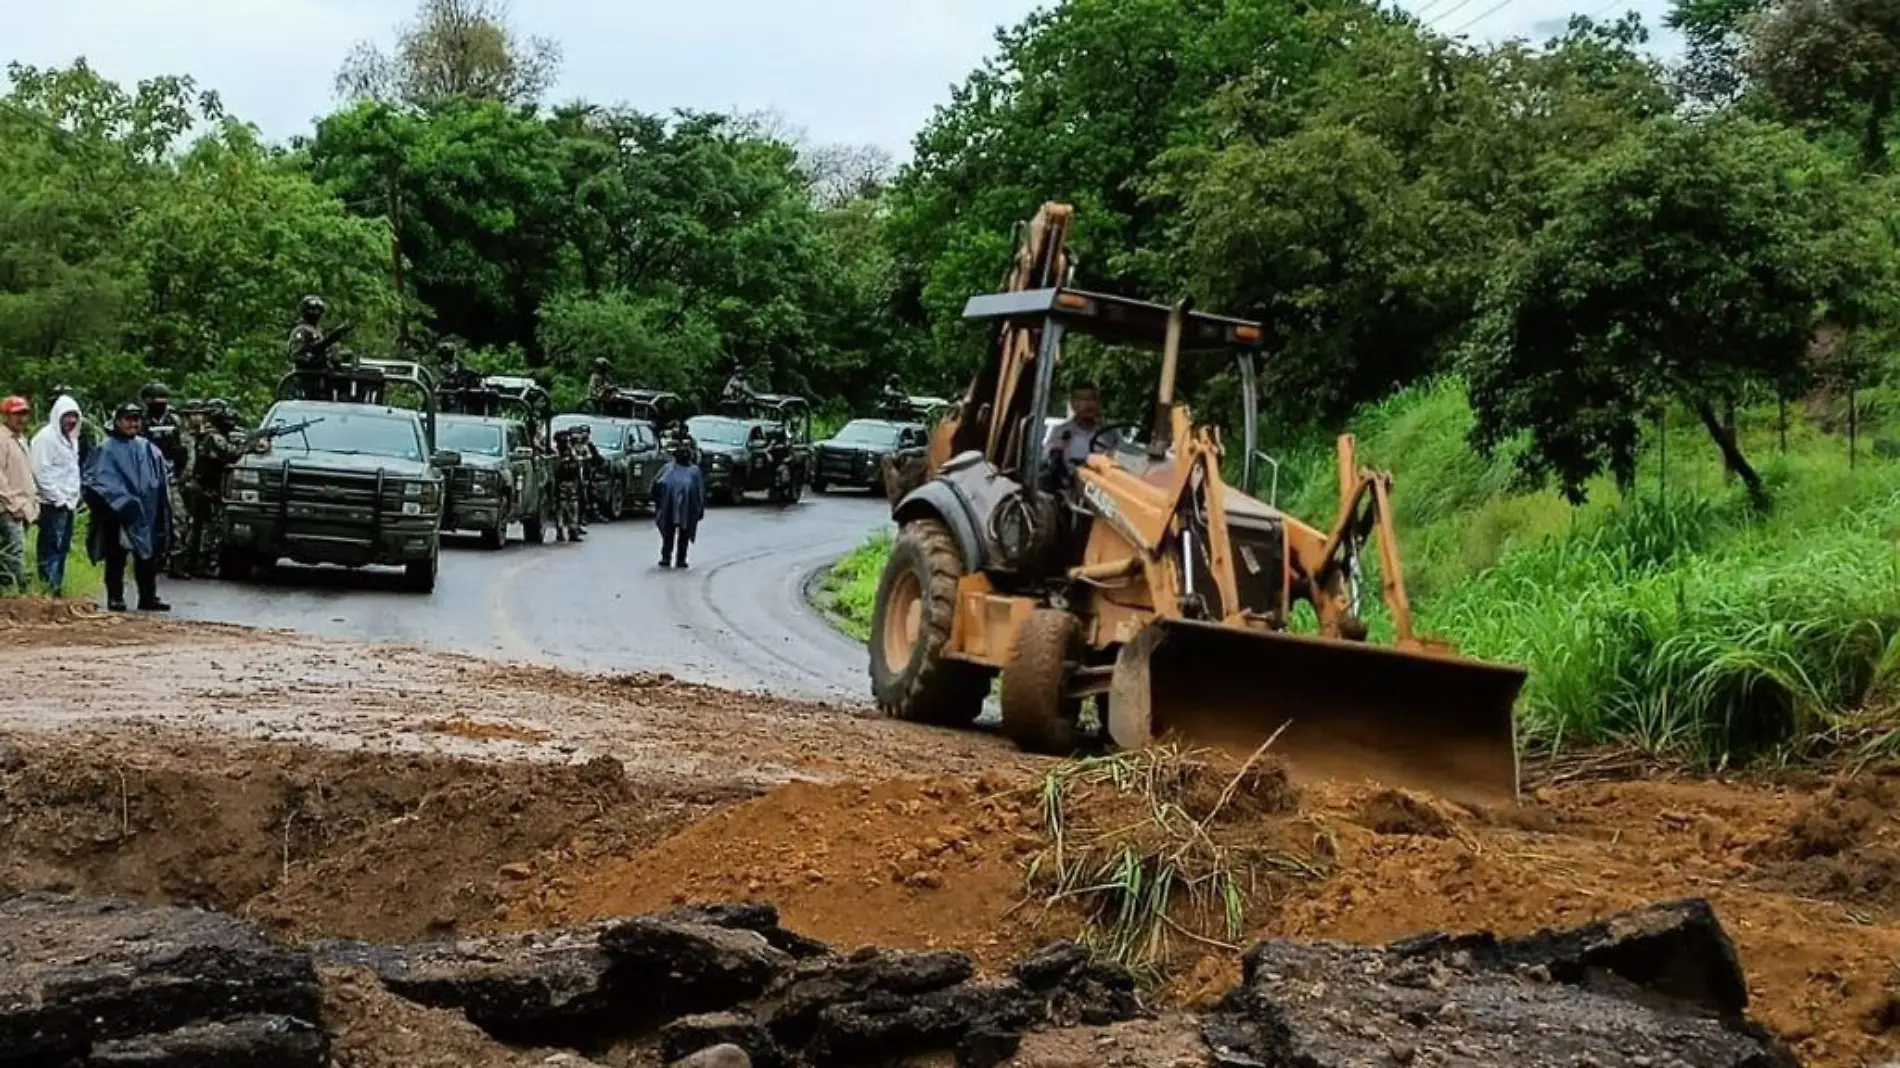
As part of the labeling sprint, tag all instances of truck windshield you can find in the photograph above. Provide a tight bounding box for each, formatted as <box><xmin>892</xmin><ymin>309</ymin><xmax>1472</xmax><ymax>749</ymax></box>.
<box><xmin>832</xmin><ymin>421</ymin><xmax>902</xmax><ymax>447</ymax></box>
<box><xmin>551</xmin><ymin>417</ymin><xmax>625</xmax><ymax>453</ymax></box>
<box><xmin>265</xmin><ymin>409</ymin><xmax>424</xmax><ymax>463</ymax></box>
<box><xmin>688</xmin><ymin>417</ymin><xmax>750</xmax><ymax>446</ymax></box>
<box><xmin>438</xmin><ymin>422</ymin><xmax>505</xmax><ymax>458</ymax></box>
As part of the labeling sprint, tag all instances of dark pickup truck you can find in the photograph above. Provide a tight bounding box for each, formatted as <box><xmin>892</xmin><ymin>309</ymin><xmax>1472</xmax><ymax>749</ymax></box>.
<box><xmin>813</xmin><ymin>418</ymin><xmax>929</xmax><ymax>493</ymax></box>
<box><xmin>219</xmin><ymin>398</ymin><xmax>456</xmax><ymax>592</ymax></box>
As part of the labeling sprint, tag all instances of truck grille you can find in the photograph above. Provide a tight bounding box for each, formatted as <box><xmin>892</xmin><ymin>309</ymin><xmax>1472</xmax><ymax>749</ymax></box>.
<box><xmin>818</xmin><ymin>448</ymin><xmax>870</xmax><ymax>480</ymax></box>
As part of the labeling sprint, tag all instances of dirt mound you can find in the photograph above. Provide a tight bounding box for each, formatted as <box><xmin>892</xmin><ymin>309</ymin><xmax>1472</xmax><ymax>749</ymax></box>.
<box><xmin>0</xmin><ymin>733</ymin><xmax>730</xmax><ymax>944</ymax></box>
<box><xmin>0</xmin><ymin>595</ymin><xmax>99</xmax><ymax>628</ymax></box>
<box><xmin>519</xmin><ymin>760</ymin><xmax>1900</xmax><ymax>1068</ymax></box>
<box><xmin>510</xmin><ymin>770</ymin><xmax>1063</xmax><ymax>971</ymax></box>
<box><xmin>1751</xmin><ymin>765</ymin><xmax>1900</xmax><ymax>920</ymax></box>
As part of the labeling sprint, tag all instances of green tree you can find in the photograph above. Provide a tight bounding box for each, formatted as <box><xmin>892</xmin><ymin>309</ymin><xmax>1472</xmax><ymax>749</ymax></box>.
<box><xmin>1463</xmin><ymin>116</ymin><xmax>1895</xmax><ymax>507</ymax></box>
<box><xmin>1744</xmin><ymin>0</ymin><xmax>1900</xmax><ymax>169</ymax></box>
<box><xmin>308</xmin><ymin>98</ymin><xmax>572</xmax><ymax>354</ymax></box>
<box><xmin>336</xmin><ymin>0</ymin><xmax>561</xmax><ymax>107</ymax></box>
<box><xmin>127</xmin><ymin>122</ymin><xmax>400</xmax><ymax>410</ymax></box>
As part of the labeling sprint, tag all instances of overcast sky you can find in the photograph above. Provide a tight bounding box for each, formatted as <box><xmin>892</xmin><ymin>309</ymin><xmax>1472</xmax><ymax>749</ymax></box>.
<box><xmin>1</xmin><ymin>0</ymin><xmax>1683</xmax><ymax>156</ymax></box>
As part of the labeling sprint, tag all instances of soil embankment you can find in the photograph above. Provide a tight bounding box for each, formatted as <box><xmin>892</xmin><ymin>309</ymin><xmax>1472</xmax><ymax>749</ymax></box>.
<box><xmin>0</xmin><ymin>613</ymin><xmax>1894</xmax><ymax>1066</ymax></box>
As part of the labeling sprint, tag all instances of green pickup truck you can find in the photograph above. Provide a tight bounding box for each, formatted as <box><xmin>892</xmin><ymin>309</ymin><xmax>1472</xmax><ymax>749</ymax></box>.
<box><xmin>437</xmin><ymin>415</ymin><xmax>552</xmax><ymax>548</ymax></box>
<box><xmin>220</xmin><ymin>361</ymin><xmax>458</xmax><ymax>592</ymax></box>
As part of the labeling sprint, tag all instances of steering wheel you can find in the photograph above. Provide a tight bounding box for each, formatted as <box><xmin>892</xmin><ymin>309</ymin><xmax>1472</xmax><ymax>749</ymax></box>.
<box><xmin>1087</xmin><ymin>423</ymin><xmax>1144</xmax><ymax>456</ymax></box>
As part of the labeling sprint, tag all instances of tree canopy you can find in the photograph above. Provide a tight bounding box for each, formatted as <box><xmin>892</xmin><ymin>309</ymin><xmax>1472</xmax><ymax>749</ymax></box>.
<box><xmin>0</xmin><ymin>0</ymin><xmax>1894</xmax><ymax>486</ymax></box>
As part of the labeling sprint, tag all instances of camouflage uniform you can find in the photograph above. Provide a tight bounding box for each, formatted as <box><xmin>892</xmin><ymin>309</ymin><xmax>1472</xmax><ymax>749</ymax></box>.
<box><xmin>552</xmin><ymin>431</ymin><xmax>585</xmax><ymax>542</ymax></box>
<box><xmin>721</xmin><ymin>367</ymin><xmax>756</xmax><ymax>414</ymax></box>
<box><xmin>574</xmin><ymin>427</ymin><xmax>603</xmax><ymax>527</ymax></box>
<box><xmin>140</xmin><ymin>386</ymin><xmax>188</xmax><ymax>578</ymax></box>
<box><xmin>586</xmin><ymin>359</ymin><xmax>613</xmax><ymax>409</ymax></box>
<box><xmin>288</xmin><ymin>295</ymin><xmax>335</xmax><ymax>400</ymax></box>
<box><xmin>179</xmin><ymin>406</ymin><xmax>244</xmax><ymax>577</ymax></box>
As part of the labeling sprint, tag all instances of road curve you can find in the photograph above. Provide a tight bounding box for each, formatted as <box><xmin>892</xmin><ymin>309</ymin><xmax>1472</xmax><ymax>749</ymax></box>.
<box><xmin>167</xmin><ymin>492</ymin><xmax>892</xmax><ymax>703</ymax></box>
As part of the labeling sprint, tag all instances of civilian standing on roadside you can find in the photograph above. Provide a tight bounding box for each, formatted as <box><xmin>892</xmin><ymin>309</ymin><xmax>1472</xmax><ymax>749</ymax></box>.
<box><xmin>29</xmin><ymin>395</ymin><xmax>82</xmax><ymax>595</ymax></box>
<box><xmin>0</xmin><ymin>397</ymin><xmax>38</xmax><ymax>593</ymax></box>
<box><xmin>650</xmin><ymin>443</ymin><xmax>705</xmax><ymax>569</ymax></box>
<box><xmin>84</xmin><ymin>403</ymin><xmax>172</xmax><ymax>613</ymax></box>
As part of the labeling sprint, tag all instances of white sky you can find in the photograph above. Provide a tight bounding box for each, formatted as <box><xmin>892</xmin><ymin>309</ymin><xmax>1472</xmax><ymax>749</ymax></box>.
<box><xmin>0</xmin><ymin>0</ymin><xmax>1683</xmax><ymax>155</ymax></box>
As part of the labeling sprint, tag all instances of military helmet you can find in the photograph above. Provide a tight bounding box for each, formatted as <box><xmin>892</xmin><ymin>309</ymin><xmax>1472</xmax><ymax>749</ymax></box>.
<box><xmin>180</xmin><ymin>398</ymin><xmax>205</xmax><ymax>414</ymax></box>
<box><xmin>593</xmin><ymin>357</ymin><xmax>610</xmax><ymax>369</ymax></box>
<box><xmin>300</xmin><ymin>295</ymin><xmax>326</xmax><ymax>317</ymax></box>
<box><xmin>113</xmin><ymin>402</ymin><xmax>144</xmax><ymax>423</ymax></box>
<box><xmin>140</xmin><ymin>381</ymin><xmax>172</xmax><ymax>402</ymax></box>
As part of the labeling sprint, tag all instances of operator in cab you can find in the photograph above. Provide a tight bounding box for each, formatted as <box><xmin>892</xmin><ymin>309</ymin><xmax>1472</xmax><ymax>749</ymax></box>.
<box><xmin>1044</xmin><ymin>381</ymin><xmax>1121</xmax><ymax>490</ymax></box>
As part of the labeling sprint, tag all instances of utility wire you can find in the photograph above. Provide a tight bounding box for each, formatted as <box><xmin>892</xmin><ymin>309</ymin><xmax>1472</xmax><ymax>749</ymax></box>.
<box><xmin>1427</xmin><ymin>0</ymin><xmax>1488</xmax><ymax>31</ymax></box>
<box><xmin>1444</xmin><ymin>0</ymin><xmax>1522</xmax><ymax>36</ymax></box>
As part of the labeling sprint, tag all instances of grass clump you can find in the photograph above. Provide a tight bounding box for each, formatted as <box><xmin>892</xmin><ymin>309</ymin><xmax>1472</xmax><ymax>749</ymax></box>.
<box><xmin>1021</xmin><ymin>745</ymin><xmax>1322</xmax><ymax>977</ymax></box>
<box><xmin>815</xmin><ymin>529</ymin><xmax>889</xmax><ymax>640</ymax></box>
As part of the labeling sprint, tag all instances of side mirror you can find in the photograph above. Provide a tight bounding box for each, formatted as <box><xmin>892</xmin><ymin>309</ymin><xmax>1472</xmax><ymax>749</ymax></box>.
<box><xmin>511</xmin><ymin>447</ymin><xmax>533</xmax><ymax>460</ymax></box>
<box><xmin>432</xmin><ymin>450</ymin><xmax>463</xmax><ymax>468</ymax></box>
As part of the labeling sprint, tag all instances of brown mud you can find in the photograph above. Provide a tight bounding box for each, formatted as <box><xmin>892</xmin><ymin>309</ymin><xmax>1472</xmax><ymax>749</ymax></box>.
<box><xmin>0</xmin><ymin>615</ymin><xmax>1895</xmax><ymax>1067</ymax></box>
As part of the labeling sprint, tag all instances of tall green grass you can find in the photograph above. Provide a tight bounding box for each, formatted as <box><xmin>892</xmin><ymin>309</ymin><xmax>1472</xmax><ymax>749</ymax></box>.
<box><xmin>823</xmin><ymin>377</ymin><xmax>1900</xmax><ymax>767</ymax></box>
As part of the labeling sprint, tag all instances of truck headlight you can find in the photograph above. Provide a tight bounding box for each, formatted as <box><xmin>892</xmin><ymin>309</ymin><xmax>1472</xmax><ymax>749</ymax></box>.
<box><xmin>234</xmin><ymin>469</ymin><xmax>259</xmax><ymax>487</ymax></box>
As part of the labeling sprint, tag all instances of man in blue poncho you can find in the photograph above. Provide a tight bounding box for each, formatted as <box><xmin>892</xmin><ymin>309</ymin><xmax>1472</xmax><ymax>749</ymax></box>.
<box><xmin>83</xmin><ymin>403</ymin><xmax>174</xmax><ymax>612</ymax></box>
<box><xmin>650</xmin><ymin>441</ymin><xmax>705</xmax><ymax>569</ymax></box>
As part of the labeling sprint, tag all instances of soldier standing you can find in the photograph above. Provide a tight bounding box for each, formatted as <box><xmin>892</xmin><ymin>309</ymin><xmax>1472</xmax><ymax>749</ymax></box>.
<box><xmin>572</xmin><ymin>424</ymin><xmax>603</xmax><ymax>530</ymax></box>
<box><xmin>140</xmin><ymin>384</ymin><xmax>188</xmax><ymax>578</ymax></box>
<box><xmin>586</xmin><ymin>359</ymin><xmax>614</xmax><ymax>409</ymax></box>
<box><xmin>721</xmin><ymin>362</ymin><xmax>756</xmax><ymax>414</ymax></box>
<box><xmin>551</xmin><ymin>429</ymin><xmax>585</xmax><ymax>543</ymax></box>
<box><xmin>167</xmin><ymin>400</ymin><xmax>206</xmax><ymax>579</ymax></box>
<box><xmin>288</xmin><ymin>295</ymin><xmax>332</xmax><ymax>400</ymax></box>
<box><xmin>178</xmin><ymin>400</ymin><xmax>244</xmax><ymax>578</ymax></box>
<box><xmin>880</xmin><ymin>374</ymin><xmax>909</xmax><ymax>419</ymax></box>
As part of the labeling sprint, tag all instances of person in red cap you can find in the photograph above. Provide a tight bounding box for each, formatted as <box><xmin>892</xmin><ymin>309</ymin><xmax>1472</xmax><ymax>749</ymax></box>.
<box><xmin>0</xmin><ymin>396</ymin><xmax>38</xmax><ymax>593</ymax></box>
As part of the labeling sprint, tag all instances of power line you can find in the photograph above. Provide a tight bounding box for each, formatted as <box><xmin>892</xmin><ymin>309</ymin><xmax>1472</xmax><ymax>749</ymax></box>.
<box><xmin>1444</xmin><ymin>0</ymin><xmax>1522</xmax><ymax>36</ymax></box>
<box><xmin>1427</xmin><ymin>0</ymin><xmax>1487</xmax><ymax>31</ymax></box>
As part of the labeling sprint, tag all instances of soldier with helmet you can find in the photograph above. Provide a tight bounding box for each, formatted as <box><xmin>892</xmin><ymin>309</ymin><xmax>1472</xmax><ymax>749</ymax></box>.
<box><xmin>586</xmin><ymin>358</ymin><xmax>614</xmax><ymax>409</ymax></box>
<box><xmin>177</xmin><ymin>399</ymin><xmax>246</xmax><ymax>579</ymax></box>
<box><xmin>551</xmin><ymin>428</ymin><xmax>586</xmax><ymax>543</ymax></box>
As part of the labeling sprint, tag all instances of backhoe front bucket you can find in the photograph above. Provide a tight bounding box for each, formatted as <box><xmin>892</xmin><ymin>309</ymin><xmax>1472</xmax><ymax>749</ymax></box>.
<box><xmin>1107</xmin><ymin>620</ymin><xmax>1526</xmax><ymax>807</ymax></box>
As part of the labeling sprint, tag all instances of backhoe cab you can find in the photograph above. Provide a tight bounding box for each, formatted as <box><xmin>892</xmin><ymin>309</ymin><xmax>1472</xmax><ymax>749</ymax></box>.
<box><xmin>870</xmin><ymin>203</ymin><xmax>1527</xmax><ymax>806</ymax></box>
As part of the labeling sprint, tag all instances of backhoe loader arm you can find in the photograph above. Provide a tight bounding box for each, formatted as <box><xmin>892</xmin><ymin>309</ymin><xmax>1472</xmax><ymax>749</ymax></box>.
<box><xmin>1294</xmin><ymin>434</ymin><xmax>1419</xmax><ymax>646</ymax></box>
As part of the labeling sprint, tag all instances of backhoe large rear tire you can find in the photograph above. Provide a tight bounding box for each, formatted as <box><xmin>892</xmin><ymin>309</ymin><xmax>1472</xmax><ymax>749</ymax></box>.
<box><xmin>1001</xmin><ymin>608</ymin><xmax>1084</xmax><ymax>756</ymax></box>
<box><xmin>870</xmin><ymin>518</ymin><xmax>990</xmax><ymax>727</ymax></box>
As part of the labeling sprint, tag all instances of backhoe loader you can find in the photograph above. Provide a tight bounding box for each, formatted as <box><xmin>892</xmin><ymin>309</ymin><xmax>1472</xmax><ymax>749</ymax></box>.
<box><xmin>869</xmin><ymin>203</ymin><xmax>1527</xmax><ymax>805</ymax></box>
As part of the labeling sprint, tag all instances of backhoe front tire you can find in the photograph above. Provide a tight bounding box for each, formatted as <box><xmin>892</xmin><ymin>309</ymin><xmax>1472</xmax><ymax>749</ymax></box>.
<box><xmin>1001</xmin><ymin>608</ymin><xmax>1084</xmax><ymax>756</ymax></box>
<box><xmin>870</xmin><ymin>518</ymin><xmax>990</xmax><ymax>727</ymax></box>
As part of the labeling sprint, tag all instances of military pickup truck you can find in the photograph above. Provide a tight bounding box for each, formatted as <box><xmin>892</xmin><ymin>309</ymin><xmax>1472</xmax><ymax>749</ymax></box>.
<box><xmin>436</xmin><ymin>375</ymin><xmax>556</xmax><ymax>548</ymax></box>
<box><xmin>550</xmin><ymin>413</ymin><xmax>665</xmax><ymax>519</ymax></box>
<box><xmin>813</xmin><ymin>418</ymin><xmax>930</xmax><ymax>494</ymax></box>
<box><xmin>437</xmin><ymin>415</ymin><xmax>551</xmax><ymax>547</ymax></box>
<box><xmin>220</xmin><ymin>360</ymin><xmax>456</xmax><ymax>592</ymax></box>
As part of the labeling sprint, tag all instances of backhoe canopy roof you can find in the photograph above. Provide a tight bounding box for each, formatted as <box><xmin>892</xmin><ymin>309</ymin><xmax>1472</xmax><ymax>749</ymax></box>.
<box><xmin>961</xmin><ymin>287</ymin><xmax>1265</xmax><ymax>354</ymax></box>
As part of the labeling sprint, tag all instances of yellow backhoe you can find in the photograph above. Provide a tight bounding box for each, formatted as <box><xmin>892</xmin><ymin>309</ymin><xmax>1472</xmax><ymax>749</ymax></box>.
<box><xmin>869</xmin><ymin>203</ymin><xmax>1527</xmax><ymax>805</ymax></box>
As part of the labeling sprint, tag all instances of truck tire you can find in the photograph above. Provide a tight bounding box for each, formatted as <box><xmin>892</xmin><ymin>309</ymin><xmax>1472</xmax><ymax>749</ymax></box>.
<box><xmin>870</xmin><ymin>518</ymin><xmax>991</xmax><ymax>727</ymax></box>
<box><xmin>1000</xmin><ymin>609</ymin><xmax>1084</xmax><ymax>755</ymax></box>
<box><xmin>404</xmin><ymin>550</ymin><xmax>438</xmax><ymax>594</ymax></box>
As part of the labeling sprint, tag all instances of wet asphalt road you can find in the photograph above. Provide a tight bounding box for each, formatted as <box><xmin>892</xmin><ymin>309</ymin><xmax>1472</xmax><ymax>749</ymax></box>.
<box><xmin>166</xmin><ymin>491</ymin><xmax>892</xmax><ymax>704</ymax></box>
